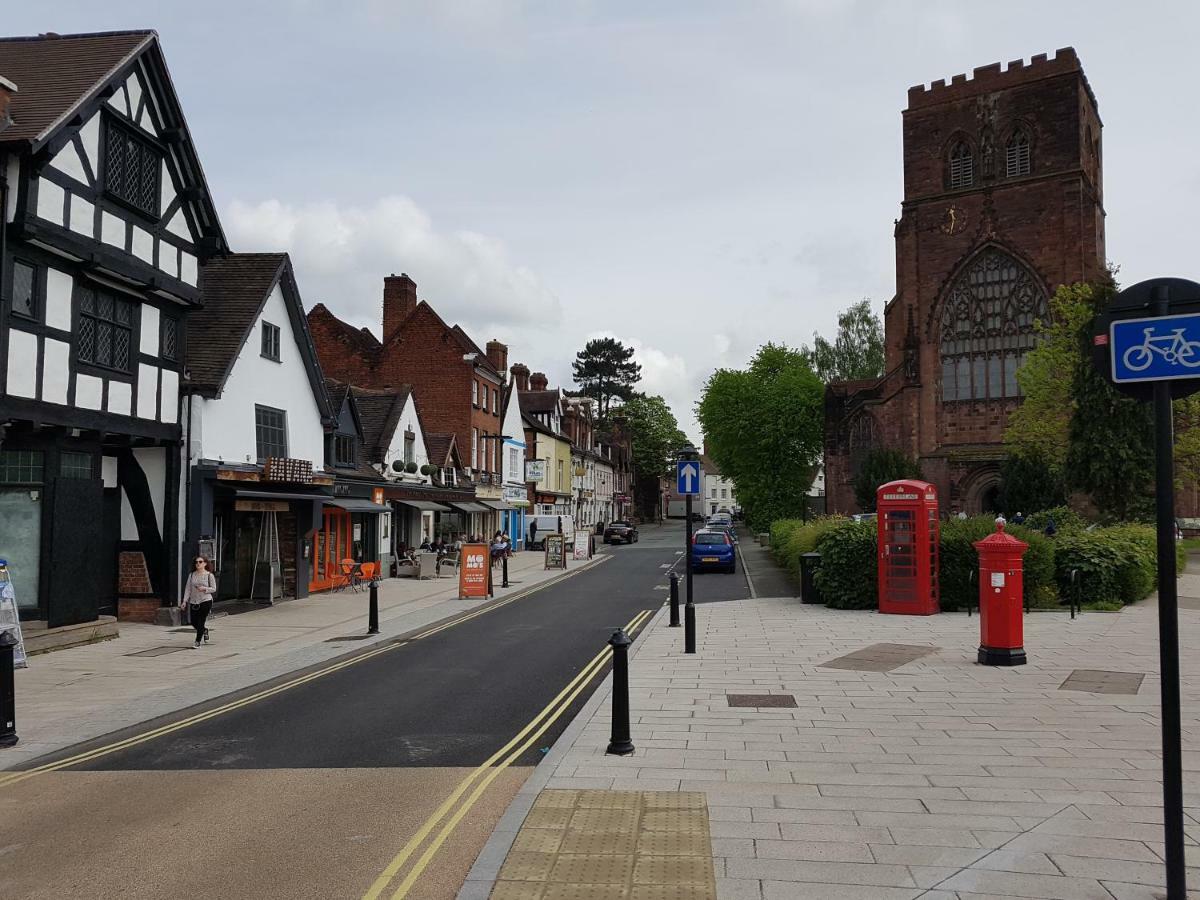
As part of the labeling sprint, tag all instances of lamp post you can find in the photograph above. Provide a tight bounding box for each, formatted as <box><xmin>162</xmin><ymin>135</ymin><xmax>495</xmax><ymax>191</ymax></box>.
<box><xmin>678</xmin><ymin>444</ymin><xmax>700</xmax><ymax>654</ymax></box>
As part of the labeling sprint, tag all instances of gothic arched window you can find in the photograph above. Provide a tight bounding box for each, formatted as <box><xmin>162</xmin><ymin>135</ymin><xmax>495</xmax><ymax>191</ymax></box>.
<box><xmin>846</xmin><ymin>414</ymin><xmax>879</xmax><ymax>476</ymax></box>
<box><xmin>939</xmin><ymin>249</ymin><xmax>1048</xmax><ymax>402</ymax></box>
<box><xmin>949</xmin><ymin>141</ymin><xmax>974</xmax><ymax>188</ymax></box>
<box><xmin>1005</xmin><ymin>129</ymin><xmax>1031</xmax><ymax>177</ymax></box>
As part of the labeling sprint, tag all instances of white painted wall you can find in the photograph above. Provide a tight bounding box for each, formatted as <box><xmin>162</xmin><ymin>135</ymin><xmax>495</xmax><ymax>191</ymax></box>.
<box><xmin>134</xmin><ymin>446</ymin><xmax>166</xmax><ymax>533</ymax></box>
<box><xmin>44</xmin><ymin>267</ymin><xmax>72</xmax><ymax>331</ymax></box>
<box><xmin>42</xmin><ymin>339</ymin><xmax>69</xmax><ymax>404</ymax></box>
<box><xmin>501</xmin><ymin>390</ymin><xmax>527</xmax><ymax>488</ymax></box>
<box><xmin>5</xmin><ymin>330</ymin><xmax>36</xmax><ymax>398</ymax></box>
<box><xmin>381</xmin><ymin>391</ymin><xmax>431</xmax><ymax>478</ymax></box>
<box><xmin>192</xmin><ymin>284</ymin><xmax>326</xmax><ymax>466</ymax></box>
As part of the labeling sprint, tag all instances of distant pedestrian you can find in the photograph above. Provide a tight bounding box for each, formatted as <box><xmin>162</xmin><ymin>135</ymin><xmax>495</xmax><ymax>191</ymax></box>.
<box><xmin>180</xmin><ymin>555</ymin><xmax>216</xmax><ymax>649</ymax></box>
<box><xmin>1044</xmin><ymin>516</ymin><xmax>1057</xmax><ymax>538</ymax></box>
<box><xmin>1012</xmin><ymin>511</ymin><xmax>1025</xmax><ymax>525</ymax></box>
<box><xmin>955</xmin><ymin>510</ymin><xmax>967</xmax><ymax>521</ymax></box>
<box><xmin>529</xmin><ymin>519</ymin><xmax>538</xmax><ymax>548</ymax></box>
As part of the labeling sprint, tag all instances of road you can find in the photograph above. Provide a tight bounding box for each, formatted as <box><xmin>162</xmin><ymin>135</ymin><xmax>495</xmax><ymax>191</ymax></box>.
<box><xmin>0</xmin><ymin>522</ymin><xmax>751</xmax><ymax>900</ymax></box>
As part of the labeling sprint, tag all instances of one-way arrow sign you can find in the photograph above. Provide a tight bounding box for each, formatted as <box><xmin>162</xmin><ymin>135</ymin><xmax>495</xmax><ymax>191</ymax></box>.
<box><xmin>676</xmin><ymin>461</ymin><xmax>700</xmax><ymax>495</ymax></box>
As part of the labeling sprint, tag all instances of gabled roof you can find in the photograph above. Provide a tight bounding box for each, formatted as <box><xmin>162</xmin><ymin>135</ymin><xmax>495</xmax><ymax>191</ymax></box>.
<box><xmin>451</xmin><ymin>324</ymin><xmax>500</xmax><ymax>377</ymax></box>
<box><xmin>521</xmin><ymin>411</ymin><xmax>563</xmax><ymax>440</ymax></box>
<box><xmin>308</xmin><ymin>303</ymin><xmax>382</xmax><ymax>359</ymax></box>
<box><xmin>191</xmin><ymin>253</ymin><xmax>332</xmax><ymax>422</ymax></box>
<box><xmin>353</xmin><ymin>385</ymin><xmax>412</xmax><ymax>462</ymax></box>
<box><xmin>519</xmin><ymin>389</ymin><xmax>562</xmax><ymax>416</ymax></box>
<box><xmin>0</xmin><ymin>30</ymin><xmax>151</xmax><ymax>145</ymax></box>
<box><xmin>425</xmin><ymin>432</ymin><xmax>461</xmax><ymax>469</ymax></box>
<box><xmin>0</xmin><ymin>30</ymin><xmax>227</xmax><ymax>250</ymax></box>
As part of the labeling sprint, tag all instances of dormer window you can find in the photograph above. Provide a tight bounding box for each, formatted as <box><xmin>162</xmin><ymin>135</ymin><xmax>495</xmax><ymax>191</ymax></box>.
<box><xmin>104</xmin><ymin>118</ymin><xmax>160</xmax><ymax>217</ymax></box>
<box><xmin>949</xmin><ymin>141</ymin><xmax>974</xmax><ymax>189</ymax></box>
<box><xmin>1006</xmin><ymin>130</ymin><xmax>1031</xmax><ymax>177</ymax></box>
<box><xmin>334</xmin><ymin>434</ymin><xmax>356</xmax><ymax>468</ymax></box>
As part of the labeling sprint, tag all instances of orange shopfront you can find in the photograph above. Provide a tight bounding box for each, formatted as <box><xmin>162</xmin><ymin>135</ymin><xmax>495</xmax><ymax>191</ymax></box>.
<box><xmin>308</xmin><ymin>496</ymin><xmax>389</xmax><ymax>593</ymax></box>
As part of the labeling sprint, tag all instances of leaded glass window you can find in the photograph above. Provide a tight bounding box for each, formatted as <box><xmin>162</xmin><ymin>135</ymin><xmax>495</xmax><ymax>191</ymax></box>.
<box><xmin>161</xmin><ymin>315</ymin><xmax>178</xmax><ymax>361</ymax></box>
<box><xmin>0</xmin><ymin>450</ymin><xmax>44</xmax><ymax>484</ymax></box>
<box><xmin>949</xmin><ymin>141</ymin><xmax>974</xmax><ymax>189</ymax></box>
<box><xmin>77</xmin><ymin>285</ymin><xmax>134</xmax><ymax>372</ymax></box>
<box><xmin>12</xmin><ymin>261</ymin><xmax>36</xmax><ymax>318</ymax></box>
<box><xmin>939</xmin><ymin>249</ymin><xmax>1048</xmax><ymax>403</ymax></box>
<box><xmin>1006</xmin><ymin>130</ymin><xmax>1031</xmax><ymax>177</ymax></box>
<box><xmin>104</xmin><ymin>119</ymin><xmax>160</xmax><ymax>217</ymax></box>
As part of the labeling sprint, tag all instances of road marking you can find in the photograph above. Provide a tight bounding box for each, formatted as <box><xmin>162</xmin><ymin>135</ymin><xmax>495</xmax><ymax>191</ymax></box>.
<box><xmin>363</xmin><ymin>607</ymin><xmax>654</xmax><ymax>900</ymax></box>
<box><xmin>659</xmin><ymin>564</ymin><xmax>671</xmax><ymax>568</ymax></box>
<box><xmin>0</xmin><ymin>556</ymin><xmax>613</xmax><ymax>790</ymax></box>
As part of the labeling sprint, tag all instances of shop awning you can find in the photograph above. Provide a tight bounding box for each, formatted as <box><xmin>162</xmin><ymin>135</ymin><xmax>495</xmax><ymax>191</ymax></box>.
<box><xmin>392</xmin><ymin>499</ymin><xmax>451</xmax><ymax>513</ymax></box>
<box><xmin>449</xmin><ymin>502</ymin><xmax>490</xmax><ymax>514</ymax></box>
<box><xmin>327</xmin><ymin>498</ymin><xmax>391</xmax><ymax>513</ymax></box>
<box><xmin>479</xmin><ymin>500</ymin><xmax>514</xmax><ymax>511</ymax></box>
<box><xmin>235</xmin><ymin>489</ymin><xmax>329</xmax><ymax>502</ymax></box>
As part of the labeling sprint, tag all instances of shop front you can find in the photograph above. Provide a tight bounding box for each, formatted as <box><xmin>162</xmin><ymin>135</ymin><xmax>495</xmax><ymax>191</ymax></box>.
<box><xmin>308</xmin><ymin>488</ymin><xmax>390</xmax><ymax>593</ymax></box>
<box><xmin>500</xmin><ymin>483</ymin><xmax>528</xmax><ymax>549</ymax></box>
<box><xmin>382</xmin><ymin>484</ymin><xmax>480</xmax><ymax>553</ymax></box>
<box><xmin>448</xmin><ymin>501</ymin><xmax>491</xmax><ymax>540</ymax></box>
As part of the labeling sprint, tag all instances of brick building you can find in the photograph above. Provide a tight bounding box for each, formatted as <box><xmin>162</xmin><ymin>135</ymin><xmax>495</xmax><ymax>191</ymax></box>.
<box><xmin>825</xmin><ymin>48</ymin><xmax>1106</xmax><ymax>514</ymax></box>
<box><xmin>307</xmin><ymin>273</ymin><xmax>508</xmax><ymax>532</ymax></box>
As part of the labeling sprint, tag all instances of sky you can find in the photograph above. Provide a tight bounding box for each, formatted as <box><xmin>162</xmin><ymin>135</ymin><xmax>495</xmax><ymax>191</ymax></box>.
<box><xmin>11</xmin><ymin>1</ymin><xmax>1200</xmax><ymax>441</ymax></box>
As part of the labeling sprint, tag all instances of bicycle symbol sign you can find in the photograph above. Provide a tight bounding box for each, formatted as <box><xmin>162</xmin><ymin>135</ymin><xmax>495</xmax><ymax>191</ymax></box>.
<box><xmin>1110</xmin><ymin>313</ymin><xmax>1200</xmax><ymax>384</ymax></box>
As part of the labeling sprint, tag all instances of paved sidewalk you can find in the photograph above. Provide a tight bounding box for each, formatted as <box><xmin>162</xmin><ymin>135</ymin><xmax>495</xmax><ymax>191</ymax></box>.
<box><xmin>3</xmin><ymin>550</ymin><xmax>605</xmax><ymax>771</ymax></box>
<box><xmin>463</xmin><ymin>581</ymin><xmax>1200</xmax><ymax>899</ymax></box>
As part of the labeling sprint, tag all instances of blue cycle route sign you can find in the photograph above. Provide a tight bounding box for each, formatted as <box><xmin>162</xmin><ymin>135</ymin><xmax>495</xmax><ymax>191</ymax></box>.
<box><xmin>676</xmin><ymin>460</ymin><xmax>700</xmax><ymax>495</ymax></box>
<box><xmin>1110</xmin><ymin>312</ymin><xmax>1200</xmax><ymax>384</ymax></box>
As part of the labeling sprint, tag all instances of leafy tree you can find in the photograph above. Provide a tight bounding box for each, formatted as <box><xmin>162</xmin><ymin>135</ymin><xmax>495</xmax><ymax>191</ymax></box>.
<box><xmin>572</xmin><ymin>338</ymin><xmax>642</xmax><ymax>421</ymax></box>
<box><xmin>698</xmin><ymin>343</ymin><xmax>824</xmax><ymax>530</ymax></box>
<box><xmin>852</xmin><ymin>449</ymin><xmax>922</xmax><ymax>512</ymax></box>
<box><xmin>805</xmin><ymin>299</ymin><xmax>885</xmax><ymax>383</ymax></box>
<box><xmin>619</xmin><ymin>394</ymin><xmax>686</xmax><ymax>516</ymax></box>
<box><xmin>997</xmin><ymin>452</ymin><xmax>1066</xmax><ymax>517</ymax></box>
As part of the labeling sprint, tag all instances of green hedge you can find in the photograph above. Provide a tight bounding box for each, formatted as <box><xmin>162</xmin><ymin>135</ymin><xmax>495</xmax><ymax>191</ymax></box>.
<box><xmin>771</xmin><ymin>517</ymin><xmax>843</xmax><ymax>580</ymax></box>
<box><xmin>813</xmin><ymin>519</ymin><xmax>877</xmax><ymax>609</ymax></box>
<box><xmin>1023</xmin><ymin>506</ymin><xmax>1086</xmax><ymax>535</ymax></box>
<box><xmin>1054</xmin><ymin>524</ymin><xmax>1185</xmax><ymax>607</ymax></box>
<box><xmin>934</xmin><ymin>516</ymin><xmax>1056</xmax><ymax>611</ymax></box>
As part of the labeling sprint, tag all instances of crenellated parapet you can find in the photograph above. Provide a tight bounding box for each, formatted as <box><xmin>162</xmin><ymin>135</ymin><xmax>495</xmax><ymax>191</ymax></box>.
<box><xmin>906</xmin><ymin>47</ymin><xmax>1097</xmax><ymax>113</ymax></box>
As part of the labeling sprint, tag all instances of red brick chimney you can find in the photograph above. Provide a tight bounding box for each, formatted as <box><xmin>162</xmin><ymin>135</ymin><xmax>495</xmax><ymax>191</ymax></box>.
<box><xmin>0</xmin><ymin>76</ymin><xmax>17</xmax><ymax>135</ymax></box>
<box><xmin>382</xmin><ymin>273</ymin><xmax>417</xmax><ymax>342</ymax></box>
<box><xmin>530</xmin><ymin>371</ymin><xmax>549</xmax><ymax>391</ymax></box>
<box><xmin>510</xmin><ymin>363</ymin><xmax>530</xmax><ymax>391</ymax></box>
<box><xmin>486</xmin><ymin>340</ymin><xmax>508</xmax><ymax>377</ymax></box>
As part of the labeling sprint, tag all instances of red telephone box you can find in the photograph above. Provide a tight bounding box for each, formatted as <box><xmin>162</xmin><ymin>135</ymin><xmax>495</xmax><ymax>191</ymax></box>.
<box><xmin>876</xmin><ymin>479</ymin><xmax>940</xmax><ymax>615</ymax></box>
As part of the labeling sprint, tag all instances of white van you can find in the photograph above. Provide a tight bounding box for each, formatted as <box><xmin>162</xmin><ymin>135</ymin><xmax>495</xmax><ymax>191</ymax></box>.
<box><xmin>527</xmin><ymin>514</ymin><xmax>575</xmax><ymax>549</ymax></box>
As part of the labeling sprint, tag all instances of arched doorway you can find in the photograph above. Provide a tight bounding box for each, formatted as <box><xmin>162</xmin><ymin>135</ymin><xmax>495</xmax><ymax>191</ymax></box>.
<box><xmin>960</xmin><ymin>467</ymin><xmax>1002</xmax><ymax>515</ymax></box>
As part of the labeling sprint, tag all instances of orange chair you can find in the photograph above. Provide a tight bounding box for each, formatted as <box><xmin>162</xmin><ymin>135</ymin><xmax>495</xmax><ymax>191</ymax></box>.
<box><xmin>334</xmin><ymin>558</ymin><xmax>361</xmax><ymax>593</ymax></box>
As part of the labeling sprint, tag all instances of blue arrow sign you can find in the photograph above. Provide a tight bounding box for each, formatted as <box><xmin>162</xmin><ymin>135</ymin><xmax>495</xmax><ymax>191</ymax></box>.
<box><xmin>676</xmin><ymin>460</ymin><xmax>700</xmax><ymax>495</ymax></box>
<box><xmin>1111</xmin><ymin>313</ymin><xmax>1200</xmax><ymax>384</ymax></box>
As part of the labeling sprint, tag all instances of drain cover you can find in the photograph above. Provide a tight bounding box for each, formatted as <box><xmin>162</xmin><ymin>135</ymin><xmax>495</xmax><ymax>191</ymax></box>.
<box><xmin>821</xmin><ymin>643</ymin><xmax>936</xmax><ymax>672</ymax></box>
<box><xmin>1060</xmin><ymin>669</ymin><xmax>1144</xmax><ymax>694</ymax></box>
<box><xmin>125</xmin><ymin>646</ymin><xmax>187</xmax><ymax>657</ymax></box>
<box><xmin>726</xmin><ymin>694</ymin><xmax>797</xmax><ymax>708</ymax></box>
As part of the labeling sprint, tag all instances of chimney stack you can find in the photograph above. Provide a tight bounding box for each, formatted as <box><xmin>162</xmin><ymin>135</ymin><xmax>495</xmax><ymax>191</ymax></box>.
<box><xmin>530</xmin><ymin>371</ymin><xmax>549</xmax><ymax>391</ymax></box>
<box><xmin>0</xmin><ymin>76</ymin><xmax>17</xmax><ymax>136</ymax></box>
<box><xmin>510</xmin><ymin>362</ymin><xmax>530</xmax><ymax>391</ymax></box>
<box><xmin>486</xmin><ymin>340</ymin><xmax>508</xmax><ymax>378</ymax></box>
<box><xmin>382</xmin><ymin>273</ymin><xmax>417</xmax><ymax>342</ymax></box>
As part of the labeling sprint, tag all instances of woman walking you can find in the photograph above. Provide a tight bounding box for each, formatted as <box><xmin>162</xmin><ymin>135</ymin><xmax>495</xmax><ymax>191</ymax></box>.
<box><xmin>180</xmin><ymin>556</ymin><xmax>216</xmax><ymax>649</ymax></box>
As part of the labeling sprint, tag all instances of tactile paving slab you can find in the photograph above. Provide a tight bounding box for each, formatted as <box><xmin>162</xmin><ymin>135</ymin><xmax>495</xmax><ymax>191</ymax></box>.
<box><xmin>820</xmin><ymin>642</ymin><xmax>937</xmax><ymax>672</ymax></box>
<box><xmin>490</xmin><ymin>790</ymin><xmax>716</xmax><ymax>900</ymax></box>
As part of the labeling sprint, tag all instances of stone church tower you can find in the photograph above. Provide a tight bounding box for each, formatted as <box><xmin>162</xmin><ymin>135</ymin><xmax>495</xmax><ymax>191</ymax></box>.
<box><xmin>824</xmin><ymin>48</ymin><xmax>1105</xmax><ymax>514</ymax></box>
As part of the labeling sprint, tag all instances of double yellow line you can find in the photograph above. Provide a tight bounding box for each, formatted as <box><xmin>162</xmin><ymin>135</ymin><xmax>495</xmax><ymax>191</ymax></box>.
<box><xmin>363</xmin><ymin>607</ymin><xmax>654</xmax><ymax>900</ymax></box>
<box><xmin>0</xmin><ymin>558</ymin><xmax>612</xmax><ymax>791</ymax></box>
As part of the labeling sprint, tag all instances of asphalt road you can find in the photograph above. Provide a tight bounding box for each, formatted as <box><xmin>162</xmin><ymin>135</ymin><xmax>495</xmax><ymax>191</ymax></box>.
<box><xmin>0</xmin><ymin>523</ymin><xmax>751</xmax><ymax>900</ymax></box>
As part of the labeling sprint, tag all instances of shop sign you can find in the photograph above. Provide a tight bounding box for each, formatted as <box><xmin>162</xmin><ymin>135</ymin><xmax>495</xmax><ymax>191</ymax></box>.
<box><xmin>503</xmin><ymin>484</ymin><xmax>527</xmax><ymax>504</ymax></box>
<box><xmin>235</xmin><ymin>500</ymin><xmax>289</xmax><ymax>512</ymax></box>
<box><xmin>333</xmin><ymin>483</ymin><xmax>352</xmax><ymax>496</ymax></box>
<box><xmin>573</xmin><ymin>530</ymin><xmax>590</xmax><ymax>560</ymax></box>
<box><xmin>263</xmin><ymin>457</ymin><xmax>314</xmax><ymax>484</ymax></box>
<box><xmin>459</xmin><ymin>543</ymin><xmax>490</xmax><ymax>598</ymax></box>
<box><xmin>525</xmin><ymin>460</ymin><xmax>546</xmax><ymax>482</ymax></box>
<box><xmin>373</xmin><ymin>488</ymin><xmax>385</xmax><ymax>505</ymax></box>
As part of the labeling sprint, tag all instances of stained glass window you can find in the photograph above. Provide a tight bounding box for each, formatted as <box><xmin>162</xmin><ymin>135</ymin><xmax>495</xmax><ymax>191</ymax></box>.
<box><xmin>939</xmin><ymin>249</ymin><xmax>1048</xmax><ymax>402</ymax></box>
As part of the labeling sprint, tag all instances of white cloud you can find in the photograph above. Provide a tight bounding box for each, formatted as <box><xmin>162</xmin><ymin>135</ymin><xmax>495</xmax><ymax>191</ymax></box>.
<box><xmin>224</xmin><ymin>194</ymin><xmax>562</xmax><ymax>334</ymax></box>
<box><xmin>585</xmin><ymin>330</ymin><xmax>702</xmax><ymax>442</ymax></box>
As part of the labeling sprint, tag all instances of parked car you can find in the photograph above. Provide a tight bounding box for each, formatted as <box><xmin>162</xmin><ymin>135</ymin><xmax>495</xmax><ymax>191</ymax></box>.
<box><xmin>706</xmin><ymin>522</ymin><xmax>738</xmax><ymax>543</ymax></box>
<box><xmin>690</xmin><ymin>511</ymin><xmax>705</xmax><ymax>522</ymax></box>
<box><xmin>603</xmin><ymin>521</ymin><xmax>640</xmax><ymax>544</ymax></box>
<box><xmin>691</xmin><ymin>529</ymin><xmax>736</xmax><ymax>573</ymax></box>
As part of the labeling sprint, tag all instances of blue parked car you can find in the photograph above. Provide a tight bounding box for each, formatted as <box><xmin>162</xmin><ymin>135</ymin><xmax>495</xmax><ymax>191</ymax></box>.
<box><xmin>691</xmin><ymin>529</ymin><xmax>736</xmax><ymax>574</ymax></box>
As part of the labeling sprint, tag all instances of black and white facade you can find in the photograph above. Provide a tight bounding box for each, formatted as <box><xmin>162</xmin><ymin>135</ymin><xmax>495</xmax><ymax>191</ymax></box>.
<box><xmin>0</xmin><ymin>31</ymin><xmax>225</xmax><ymax>625</ymax></box>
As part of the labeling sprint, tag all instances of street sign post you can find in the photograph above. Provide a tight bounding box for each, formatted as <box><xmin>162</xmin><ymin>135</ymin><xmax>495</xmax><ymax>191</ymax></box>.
<box><xmin>1094</xmin><ymin>277</ymin><xmax>1200</xmax><ymax>900</ymax></box>
<box><xmin>676</xmin><ymin>460</ymin><xmax>700</xmax><ymax>496</ymax></box>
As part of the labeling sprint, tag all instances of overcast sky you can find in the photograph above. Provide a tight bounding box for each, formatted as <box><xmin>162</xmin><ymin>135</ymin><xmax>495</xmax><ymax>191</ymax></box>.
<box><xmin>14</xmin><ymin>2</ymin><xmax>1200</xmax><ymax>440</ymax></box>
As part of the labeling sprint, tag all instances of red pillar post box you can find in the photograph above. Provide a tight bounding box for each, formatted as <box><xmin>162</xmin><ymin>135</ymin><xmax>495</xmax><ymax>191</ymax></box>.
<box><xmin>876</xmin><ymin>480</ymin><xmax>939</xmax><ymax>615</ymax></box>
<box><xmin>974</xmin><ymin>519</ymin><xmax>1028</xmax><ymax>666</ymax></box>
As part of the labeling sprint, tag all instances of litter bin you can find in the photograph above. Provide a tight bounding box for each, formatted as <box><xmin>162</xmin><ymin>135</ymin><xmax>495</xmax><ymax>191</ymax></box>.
<box><xmin>799</xmin><ymin>552</ymin><xmax>824</xmax><ymax>604</ymax></box>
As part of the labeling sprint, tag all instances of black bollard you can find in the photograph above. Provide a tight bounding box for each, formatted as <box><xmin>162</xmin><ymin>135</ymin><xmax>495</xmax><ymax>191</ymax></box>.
<box><xmin>367</xmin><ymin>580</ymin><xmax>380</xmax><ymax>635</ymax></box>
<box><xmin>606</xmin><ymin>628</ymin><xmax>634</xmax><ymax>756</ymax></box>
<box><xmin>502</xmin><ymin>553</ymin><xmax>510</xmax><ymax>589</ymax></box>
<box><xmin>685</xmin><ymin>599</ymin><xmax>696</xmax><ymax>654</ymax></box>
<box><xmin>0</xmin><ymin>630</ymin><xmax>17</xmax><ymax>748</ymax></box>
<box><xmin>669</xmin><ymin>572</ymin><xmax>681</xmax><ymax>627</ymax></box>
